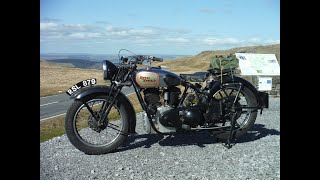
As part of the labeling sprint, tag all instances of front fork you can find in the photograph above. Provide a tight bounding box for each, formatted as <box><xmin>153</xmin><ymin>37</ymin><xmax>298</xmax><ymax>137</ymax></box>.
<box><xmin>80</xmin><ymin>83</ymin><xmax>122</xmax><ymax>125</ymax></box>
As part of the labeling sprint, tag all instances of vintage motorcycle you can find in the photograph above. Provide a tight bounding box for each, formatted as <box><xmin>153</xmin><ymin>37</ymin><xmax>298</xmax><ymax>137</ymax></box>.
<box><xmin>64</xmin><ymin>49</ymin><xmax>269</xmax><ymax>155</ymax></box>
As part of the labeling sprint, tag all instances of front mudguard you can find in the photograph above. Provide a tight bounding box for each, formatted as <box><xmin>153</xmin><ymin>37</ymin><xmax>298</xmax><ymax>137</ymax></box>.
<box><xmin>70</xmin><ymin>85</ymin><xmax>137</xmax><ymax>134</ymax></box>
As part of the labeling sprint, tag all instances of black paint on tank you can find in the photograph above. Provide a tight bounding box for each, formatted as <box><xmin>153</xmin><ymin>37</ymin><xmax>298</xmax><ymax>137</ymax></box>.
<box><xmin>164</xmin><ymin>74</ymin><xmax>181</xmax><ymax>87</ymax></box>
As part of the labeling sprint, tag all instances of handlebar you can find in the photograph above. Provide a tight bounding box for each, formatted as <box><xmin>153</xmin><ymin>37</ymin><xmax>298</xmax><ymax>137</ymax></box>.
<box><xmin>119</xmin><ymin>64</ymin><xmax>133</xmax><ymax>69</ymax></box>
<box><xmin>123</xmin><ymin>55</ymin><xmax>163</xmax><ymax>64</ymax></box>
<box><xmin>118</xmin><ymin>49</ymin><xmax>164</xmax><ymax>62</ymax></box>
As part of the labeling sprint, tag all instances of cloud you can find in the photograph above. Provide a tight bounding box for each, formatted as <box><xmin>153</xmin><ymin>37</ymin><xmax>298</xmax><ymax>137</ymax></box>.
<box><xmin>165</xmin><ymin>37</ymin><xmax>190</xmax><ymax>43</ymax></box>
<box><xmin>202</xmin><ymin>37</ymin><xmax>279</xmax><ymax>46</ymax></box>
<box><xmin>41</xmin><ymin>20</ymin><xmax>194</xmax><ymax>43</ymax></box>
<box><xmin>40</xmin><ymin>21</ymin><xmax>102</xmax><ymax>40</ymax></box>
<box><xmin>104</xmin><ymin>26</ymin><xmax>158</xmax><ymax>38</ymax></box>
<box><xmin>40</xmin><ymin>22</ymin><xmax>59</xmax><ymax>30</ymax></box>
<box><xmin>203</xmin><ymin>37</ymin><xmax>240</xmax><ymax>45</ymax></box>
<box><xmin>69</xmin><ymin>32</ymin><xmax>101</xmax><ymax>39</ymax></box>
<box><xmin>41</xmin><ymin>20</ymin><xmax>279</xmax><ymax>54</ymax></box>
<box><xmin>246</xmin><ymin>38</ymin><xmax>280</xmax><ymax>45</ymax></box>
<box><xmin>262</xmin><ymin>39</ymin><xmax>280</xmax><ymax>44</ymax></box>
<box><xmin>40</xmin><ymin>22</ymin><xmax>93</xmax><ymax>32</ymax></box>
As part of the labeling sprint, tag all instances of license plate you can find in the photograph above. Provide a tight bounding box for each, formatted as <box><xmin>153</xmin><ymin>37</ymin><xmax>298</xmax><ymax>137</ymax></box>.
<box><xmin>66</xmin><ymin>78</ymin><xmax>97</xmax><ymax>96</ymax></box>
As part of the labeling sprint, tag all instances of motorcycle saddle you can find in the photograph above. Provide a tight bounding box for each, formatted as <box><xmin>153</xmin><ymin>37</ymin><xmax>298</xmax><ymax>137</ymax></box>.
<box><xmin>208</xmin><ymin>68</ymin><xmax>234</xmax><ymax>75</ymax></box>
<box><xmin>180</xmin><ymin>72</ymin><xmax>208</xmax><ymax>82</ymax></box>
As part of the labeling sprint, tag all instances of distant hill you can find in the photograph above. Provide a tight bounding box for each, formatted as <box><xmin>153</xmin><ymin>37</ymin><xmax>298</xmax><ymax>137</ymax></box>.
<box><xmin>41</xmin><ymin>44</ymin><xmax>280</xmax><ymax>74</ymax></box>
<box><xmin>40</xmin><ymin>54</ymin><xmax>189</xmax><ymax>70</ymax></box>
<box><xmin>47</xmin><ymin>59</ymin><xmax>103</xmax><ymax>70</ymax></box>
<box><xmin>153</xmin><ymin>44</ymin><xmax>280</xmax><ymax>74</ymax></box>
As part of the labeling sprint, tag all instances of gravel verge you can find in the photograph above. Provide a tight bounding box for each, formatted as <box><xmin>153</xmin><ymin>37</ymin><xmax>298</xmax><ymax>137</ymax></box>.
<box><xmin>40</xmin><ymin>97</ymin><xmax>280</xmax><ymax>180</ymax></box>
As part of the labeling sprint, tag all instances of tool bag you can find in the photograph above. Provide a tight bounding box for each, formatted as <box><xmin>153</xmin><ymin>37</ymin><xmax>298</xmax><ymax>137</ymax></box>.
<box><xmin>208</xmin><ymin>54</ymin><xmax>238</xmax><ymax>71</ymax></box>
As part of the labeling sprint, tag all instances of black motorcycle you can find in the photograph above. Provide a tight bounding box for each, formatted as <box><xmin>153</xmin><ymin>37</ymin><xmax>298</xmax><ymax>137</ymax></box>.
<box><xmin>64</xmin><ymin>49</ymin><xmax>269</xmax><ymax>155</ymax></box>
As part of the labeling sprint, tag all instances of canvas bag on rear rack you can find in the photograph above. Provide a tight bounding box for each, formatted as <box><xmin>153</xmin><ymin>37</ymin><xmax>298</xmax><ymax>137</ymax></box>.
<box><xmin>208</xmin><ymin>54</ymin><xmax>238</xmax><ymax>71</ymax></box>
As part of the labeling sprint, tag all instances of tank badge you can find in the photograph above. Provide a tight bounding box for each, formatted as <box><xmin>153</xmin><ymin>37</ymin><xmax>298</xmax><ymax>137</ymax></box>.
<box><xmin>136</xmin><ymin>72</ymin><xmax>160</xmax><ymax>87</ymax></box>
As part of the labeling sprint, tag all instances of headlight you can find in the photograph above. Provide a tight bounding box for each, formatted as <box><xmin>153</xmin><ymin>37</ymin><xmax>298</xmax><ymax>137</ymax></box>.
<box><xmin>103</xmin><ymin>61</ymin><xmax>107</xmax><ymax>70</ymax></box>
<box><xmin>102</xmin><ymin>60</ymin><xmax>118</xmax><ymax>80</ymax></box>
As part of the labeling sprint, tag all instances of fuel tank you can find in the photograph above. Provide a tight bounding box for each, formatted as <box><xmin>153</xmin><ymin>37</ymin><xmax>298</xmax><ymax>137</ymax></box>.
<box><xmin>133</xmin><ymin>67</ymin><xmax>181</xmax><ymax>88</ymax></box>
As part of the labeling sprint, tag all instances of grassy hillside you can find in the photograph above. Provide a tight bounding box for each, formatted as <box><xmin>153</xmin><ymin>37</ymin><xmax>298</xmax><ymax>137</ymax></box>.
<box><xmin>40</xmin><ymin>60</ymin><xmax>105</xmax><ymax>97</ymax></box>
<box><xmin>153</xmin><ymin>44</ymin><xmax>280</xmax><ymax>74</ymax></box>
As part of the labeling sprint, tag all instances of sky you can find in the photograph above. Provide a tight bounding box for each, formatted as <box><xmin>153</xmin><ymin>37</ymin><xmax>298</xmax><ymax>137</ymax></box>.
<box><xmin>40</xmin><ymin>0</ymin><xmax>280</xmax><ymax>55</ymax></box>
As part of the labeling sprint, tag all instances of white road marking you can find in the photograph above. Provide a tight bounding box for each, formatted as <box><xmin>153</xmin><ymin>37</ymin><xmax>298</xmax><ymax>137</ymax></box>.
<box><xmin>40</xmin><ymin>101</ymin><xmax>59</xmax><ymax>107</ymax></box>
<box><xmin>40</xmin><ymin>113</ymin><xmax>66</xmax><ymax>121</ymax></box>
<box><xmin>40</xmin><ymin>94</ymin><xmax>62</xmax><ymax>99</ymax></box>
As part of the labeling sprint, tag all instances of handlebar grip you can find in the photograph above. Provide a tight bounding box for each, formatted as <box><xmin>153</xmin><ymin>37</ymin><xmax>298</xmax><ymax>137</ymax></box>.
<box><xmin>153</xmin><ymin>57</ymin><xmax>163</xmax><ymax>62</ymax></box>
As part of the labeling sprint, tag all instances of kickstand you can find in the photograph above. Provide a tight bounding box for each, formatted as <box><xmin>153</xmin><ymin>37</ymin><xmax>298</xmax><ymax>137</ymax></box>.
<box><xmin>224</xmin><ymin>111</ymin><xmax>237</xmax><ymax>149</ymax></box>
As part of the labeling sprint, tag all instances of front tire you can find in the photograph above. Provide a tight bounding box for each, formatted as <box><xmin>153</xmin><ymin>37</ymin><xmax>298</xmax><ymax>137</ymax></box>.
<box><xmin>65</xmin><ymin>95</ymin><xmax>129</xmax><ymax>155</ymax></box>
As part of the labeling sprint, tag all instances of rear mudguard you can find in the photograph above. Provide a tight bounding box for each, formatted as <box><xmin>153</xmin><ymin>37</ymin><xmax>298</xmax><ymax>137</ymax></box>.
<box><xmin>209</xmin><ymin>76</ymin><xmax>264</xmax><ymax>109</ymax></box>
<box><xmin>70</xmin><ymin>85</ymin><xmax>136</xmax><ymax>134</ymax></box>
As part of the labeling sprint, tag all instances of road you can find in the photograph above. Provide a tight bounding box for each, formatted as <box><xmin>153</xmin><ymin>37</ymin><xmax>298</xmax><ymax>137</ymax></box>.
<box><xmin>40</xmin><ymin>86</ymin><xmax>135</xmax><ymax>121</ymax></box>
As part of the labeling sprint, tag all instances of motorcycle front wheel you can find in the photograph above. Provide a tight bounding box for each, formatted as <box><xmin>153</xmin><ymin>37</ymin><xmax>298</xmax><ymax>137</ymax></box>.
<box><xmin>65</xmin><ymin>95</ymin><xmax>129</xmax><ymax>155</ymax></box>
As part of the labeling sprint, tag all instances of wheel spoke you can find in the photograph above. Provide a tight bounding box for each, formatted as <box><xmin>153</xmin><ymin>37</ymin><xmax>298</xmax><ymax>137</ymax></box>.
<box><xmin>211</xmin><ymin>85</ymin><xmax>255</xmax><ymax>130</ymax></box>
<box><xmin>108</xmin><ymin>122</ymin><xmax>120</xmax><ymax>128</ymax></box>
<box><xmin>107</xmin><ymin>124</ymin><xmax>126</xmax><ymax>135</ymax></box>
<box><xmin>73</xmin><ymin>97</ymin><xmax>124</xmax><ymax>146</ymax></box>
<box><xmin>228</xmin><ymin>89</ymin><xmax>235</xmax><ymax>96</ymax></box>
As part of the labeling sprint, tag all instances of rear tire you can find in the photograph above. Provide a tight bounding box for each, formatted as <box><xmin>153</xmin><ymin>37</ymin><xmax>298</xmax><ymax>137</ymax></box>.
<box><xmin>65</xmin><ymin>95</ymin><xmax>129</xmax><ymax>155</ymax></box>
<box><xmin>209</xmin><ymin>79</ymin><xmax>258</xmax><ymax>139</ymax></box>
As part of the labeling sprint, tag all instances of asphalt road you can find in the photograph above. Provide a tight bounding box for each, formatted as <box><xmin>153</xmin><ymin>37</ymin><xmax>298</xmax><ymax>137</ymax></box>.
<box><xmin>40</xmin><ymin>86</ymin><xmax>135</xmax><ymax>121</ymax></box>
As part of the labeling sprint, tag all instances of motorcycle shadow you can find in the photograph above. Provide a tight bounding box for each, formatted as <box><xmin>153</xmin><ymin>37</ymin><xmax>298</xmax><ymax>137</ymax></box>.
<box><xmin>115</xmin><ymin>123</ymin><xmax>280</xmax><ymax>153</ymax></box>
<box><xmin>236</xmin><ymin>123</ymin><xmax>280</xmax><ymax>143</ymax></box>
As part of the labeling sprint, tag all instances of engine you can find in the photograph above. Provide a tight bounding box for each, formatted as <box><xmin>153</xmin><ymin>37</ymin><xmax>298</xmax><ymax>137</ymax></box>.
<box><xmin>143</xmin><ymin>87</ymin><xmax>181</xmax><ymax>114</ymax></box>
<box><xmin>142</xmin><ymin>87</ymin><xmax>206</xmax><ymax>134</ymax></box>
<box><xmin>143</xmin><ymin>88</ymin><xmax>161</xmax><ymax>115</ymax></box>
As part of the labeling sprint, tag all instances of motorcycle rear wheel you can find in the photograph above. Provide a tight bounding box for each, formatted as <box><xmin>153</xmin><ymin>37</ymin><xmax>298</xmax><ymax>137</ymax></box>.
<box><xmin>209</xmin><ymin>79</ymin><xmax>258</xmax><ymax>139</ymax></box>
<box><xmin>65</xmin><ymin>95</ymin><xmax>128</xmax><ymax>155</ymax></box>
